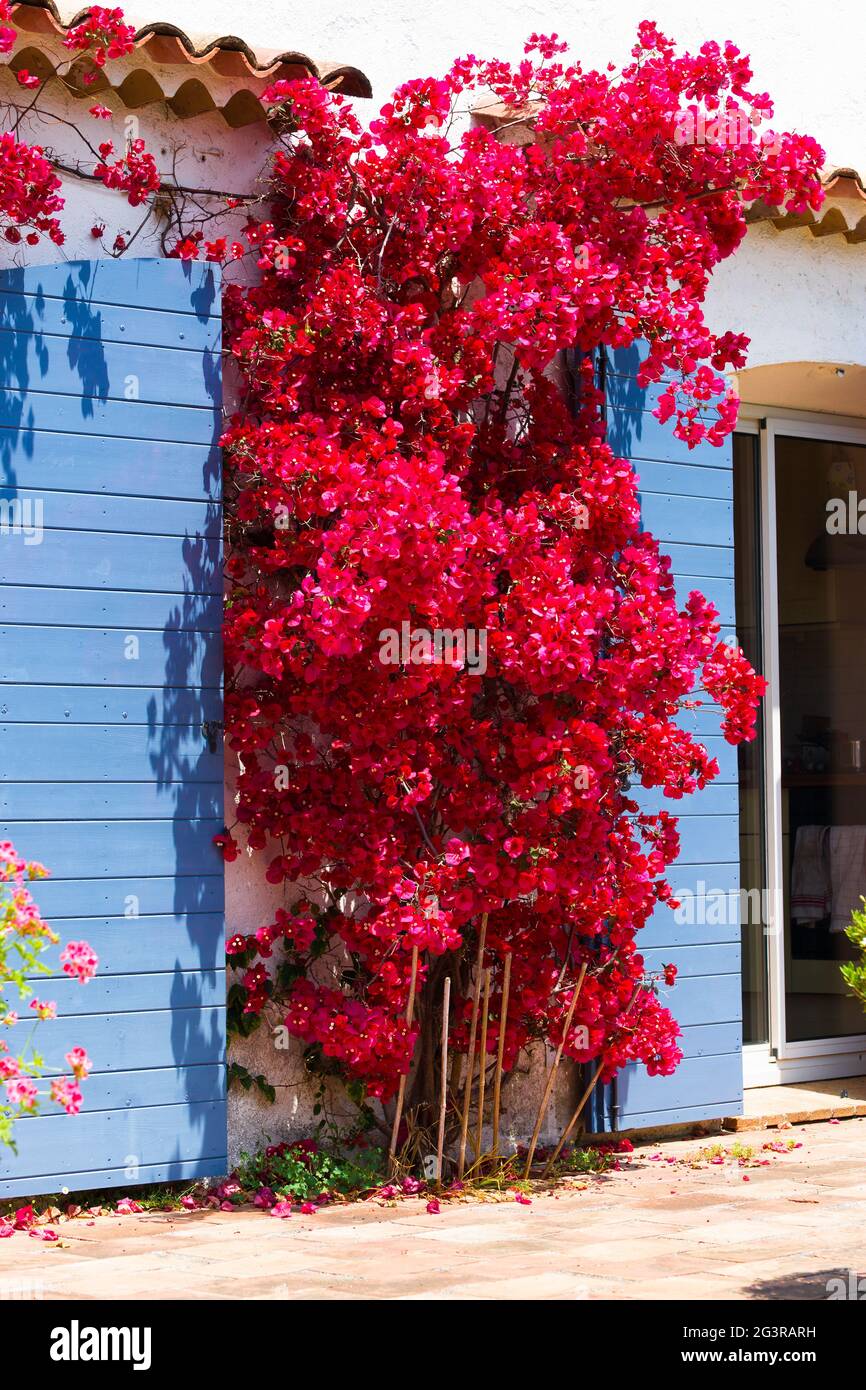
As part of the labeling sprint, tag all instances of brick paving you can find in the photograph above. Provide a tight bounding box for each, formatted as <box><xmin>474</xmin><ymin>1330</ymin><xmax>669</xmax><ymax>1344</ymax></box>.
<box><xmin>1</xmin><ymin>1116</ymin><xmax>863</xmax><ymax>1300</ymax></box>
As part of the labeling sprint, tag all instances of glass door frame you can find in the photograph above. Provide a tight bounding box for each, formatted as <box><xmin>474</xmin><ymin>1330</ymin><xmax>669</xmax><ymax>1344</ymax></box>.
<box><xmin>737</xmin><ymin>407</ymin><xmax>866</xmax><ymax>1086</ymax></box>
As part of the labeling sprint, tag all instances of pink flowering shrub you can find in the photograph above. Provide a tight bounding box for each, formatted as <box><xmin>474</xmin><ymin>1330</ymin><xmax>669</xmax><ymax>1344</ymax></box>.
<box><xmin>0</xmin><ymin>842</ymin><xmax>96</xmax><ymax>1148</ymax></box>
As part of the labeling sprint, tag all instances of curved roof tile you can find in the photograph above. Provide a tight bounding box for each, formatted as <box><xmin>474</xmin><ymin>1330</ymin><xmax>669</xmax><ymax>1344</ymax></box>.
<box><xmin>747</xmin><ymin>167</ymin><xmax>866</xmax><ymax>244</ymax></box>
<box><xmin>8</xmin><ymin>0</ymin><xmax>373</xmax><ymax>125</ymax></box>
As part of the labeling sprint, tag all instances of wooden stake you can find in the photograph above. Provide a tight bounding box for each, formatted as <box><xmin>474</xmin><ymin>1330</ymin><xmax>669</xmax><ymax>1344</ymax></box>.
<box><xmin>449</xmin><ymin>1045</ymin><xmax>462</xmax><ymax>1098</ymax></box>
<box><xmin>522</xmin><ymin>963</ymin><xmax>587</xmax><ymax>1177</ymax></box>
<box><xmin>388</xmin><ymin>945</ymin><xmax>419</xmax><ymax>1174</ymax></box>
<box><xmin>456</xmin><ymin>913</ymin><xmax>487</xmax><ymax>1180</ymax></box>
<box><xmin>491</xmin><ymin>952</ymin><xmax>512</xmax><ymax>1164</ymax></box>
<box><xmin>473</xmin><ymin>967</ymin><xmax>492</xmax><ymax>1165</ymax></box>
<box><xmin>541</xmin><ymin>983</ymin><xmax>641</xmax><ymax>1178</ymax></box>
<box><xmin>541</xmin><ymin>1059</ymin><xmax>603</xmax><ymax>1177</ymax></box>
<box><xmin>435</xmin><ymin>977</ymin><xmax>451</xmax><ymax>1185</ymax></box>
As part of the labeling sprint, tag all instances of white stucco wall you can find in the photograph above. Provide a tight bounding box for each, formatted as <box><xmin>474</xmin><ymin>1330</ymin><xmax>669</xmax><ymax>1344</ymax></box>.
<box><xmin>119</xmin><ymin>0</ymin><xmax>866</xmax><ymax>172</ymax></box>
<box><xmin>706</xmin><ymin>221</ymin><xmax>866</xmax><ymax>373</ymax></box>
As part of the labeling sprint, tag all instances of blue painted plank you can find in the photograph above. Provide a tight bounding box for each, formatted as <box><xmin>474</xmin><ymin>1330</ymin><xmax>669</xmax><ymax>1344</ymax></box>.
<box><xmin>641</xmin><ymin>943</ymin><xmax>741</xmax><ymax>978</ymax></box>
<box><xmin>650</xmin><ymin>972</ymin><xmax>741</xmax><ymax>1027</ymax></box>
<box><xmin>20</xmin><ymin>1009</ymin><xmax>225</xmax><ymax>1071</ymax></box>
<box><xmin>664</xmin><ymin>541</ymin><xmax>735</xmax><ymax>579</ymax></box>
<box><xmin>664</xmin><ymin>862</ymin><xmax>739</xmax><ymax>897</ymax></box>
<box><xmin>670</xmin><ymin>576</ymin><xmax>734</xmax><ymax>624</ymax></box>
<box><xmin>607</xmin><ymin>407</ymin><xmax>733</xmax><ymax>467</ymax></box>
<box><xmin>614</xmin><ymin>1101</ymin><xmax>740</xmax><ymax>1131</ymax></box>
<box><xmin>38</xmin><ymin>915</ymin><xmax>225</xmax><ymax>975</ymax></box>
<box><xmin>0</xmin><ymin>259</ymin><xmax>220</xmax><ymax>318</ymax></box>
<box><xmin>0</xmin><ymin>330</ymin><xmax>220</xmax><ymax>410</ymax></box>
<box><xmin>639</xmin><ymin>492</ymin><xmax>733</xmax><ymax>548</ymax></box>
<box><xmin>0</xmin><ymin>530</ymin><xmax>222</xmax><ymax>593</ymax></box>
<box><xmin>604</xmin><ymin>342</ymin><xmax>676</xmax><ymax>381</ymax></box>
<box><xmin>0</xmin><ymin>820</ymin><xmax>223</xmax><ymax>879</ymax></box>
<box><xmin>638</xmin><ymin>900</ymin><xmax>741</xmax><ymax>950</ymax></box>
<box><xmin>33</xmin><ymin>874</ymin><xmax>224</xmax><ymax>919</ymax></box>
<box><xmin>632</xmin><ymin>457</ymin><xmax>734</xmax><ymax>501</ymax></box>
<box><xmin>76</xmin><ymin>1065</ymin><xmax>225</xmax><ymax>1113</ymax></box>
<box><xmin>672</xmin><ymin>703</ymin><xmax>735</xmax><ymax>739</ymax></box>
<box><xmin>0</xmin><ymin>725</ymin><xmax>222</xmax><ymax>782</ymax></box>
<box><xmin>677</xmin><ymin>1022</ymin><xmax>742</xmax><ymax>1058</ymax></box>
<box><xmin>0</xmin><ymin>288</ymin><xmax>222</xmax><ymax>351</ymax></box>
<box><xmin>607</xmin><ymin>373</ymin><xmax>724</xmax><ymax>417</ymax></box>
<box><xmin>0</xmin><ymin>430</ymin><xmax>219</xmax><ymax>500</ymax></box>
<box><xmin>615</xmin><ymin>1054</ymin><xmax>742</xmax><ymax>1119</ymax></box>
<box><xmin>0</xmin><ymin>627</ymin><xmax>222</xmax><ymax>686</ymax></box>
<box><xmin>0</xmin><ymin>685</ymin><xmax>222</xmax><ymax>724</ymax></box>
<box><xmin>0</xmin><ymin>392</ymin><xmax>220</xmax><ymax>447</ymax></box>
<box><xmin>689</xmin><ymin>736</ymin><xmax>737</xmax><ymax>782</ymax></box>
<box><xmin>1</xmin><ymin>783</ymin><xmax>222</xmax><ymax>820</ymax></box>
<box><xmin>0</xmin><ymin>1101</ymin><xmax>227</xmax><ymax>1186</ymax></box>
<box><xmin>0</xmin><ymin>1156</ymin><xmax>227</xmax><ymax>1200</ymax></box>
<box><xmin>632</xmin><ymin>783</ymin><xmax>739</xmax><ymax>816</ymax></box>
<box><xmin>0</xmin><ymin>487</ymin><xmax>221</xmax><ymax>539</ymax></box>
<box><xmin>0</xmin><ymin>585</ymin><xmax>223</xmax><ymax>630</ymax></box>
<box><xmin>36</xmin><ymin>969</ymin><xmax>225</xmax><ymax>1016</ymax></box>
<box><xmin>675</xmin><ymin>816</ymin><xmax>739</xmax><ymax>865</ymax></box>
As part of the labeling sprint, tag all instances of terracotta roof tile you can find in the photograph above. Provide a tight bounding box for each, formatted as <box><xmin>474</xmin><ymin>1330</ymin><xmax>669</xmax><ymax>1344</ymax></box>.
<box><xmin>7</xmin><ymin>0</ymin><xmax>372</xmax><ymax>126</ymax></box>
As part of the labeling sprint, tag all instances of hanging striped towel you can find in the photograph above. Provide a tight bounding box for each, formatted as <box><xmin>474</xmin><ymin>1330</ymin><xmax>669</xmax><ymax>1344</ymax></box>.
<box><xmin>828</xmin><ymin>826</ymin><xmax>866</xmax><ymax>934</ymax></box>
<box><xmin>790</xmin><ymin>824</ymin><xmax>830</xmax><ymax>923</ymax></box>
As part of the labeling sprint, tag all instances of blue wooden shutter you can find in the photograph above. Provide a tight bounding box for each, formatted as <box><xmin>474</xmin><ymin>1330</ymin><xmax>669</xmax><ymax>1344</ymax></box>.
<box><xmin>0</xmin><ymin>258</ymin><xmax>226</xmax><ymax>1195</ymax></box>
<box><xmin>589</xmin><ymin>344</ymin><xmax>743</xmax><ymax>1131</ymax></box>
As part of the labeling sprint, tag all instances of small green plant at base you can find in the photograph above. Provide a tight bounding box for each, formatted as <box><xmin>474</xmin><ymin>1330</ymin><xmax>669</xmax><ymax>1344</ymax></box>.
<box><xmin>235</xmin><ymin>1139</ymin><xmax>387</xmax><ymax>1204</ymax></box>
<box><xmin>691</xmin><ymin>1140</ymin><xmax>754</xmax><ymax>1165</ymax></box>
<box><xmin>841</xmin><ymin>901</ymin><xmax>866</xmax><ymax>1009</ymax></box>
<box><xmin>534</xmin><ymin>1146</ymin><xmax>615</xmax><ymax>1180</ymax></box>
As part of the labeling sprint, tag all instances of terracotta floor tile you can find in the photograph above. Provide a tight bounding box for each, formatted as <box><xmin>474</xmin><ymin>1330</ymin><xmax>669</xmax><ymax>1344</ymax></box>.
<box><xmin>1</xmin><ymin>1115</ymin><xmax>864</xmax><ymax>1300</ymax></box>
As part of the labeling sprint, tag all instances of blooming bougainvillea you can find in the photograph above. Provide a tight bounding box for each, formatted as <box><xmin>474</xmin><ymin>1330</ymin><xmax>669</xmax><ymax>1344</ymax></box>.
<box><xmin>209</xmin><ymin>26</ymin><xmax>823</xmax><ymax>1124</ymax></box>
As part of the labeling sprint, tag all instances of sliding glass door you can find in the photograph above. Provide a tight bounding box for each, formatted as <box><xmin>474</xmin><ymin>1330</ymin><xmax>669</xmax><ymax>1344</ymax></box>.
<box><xmin>735</xmin><ymin>419</ymin><xmax>866</xmax><ymax>1080</ymax></box>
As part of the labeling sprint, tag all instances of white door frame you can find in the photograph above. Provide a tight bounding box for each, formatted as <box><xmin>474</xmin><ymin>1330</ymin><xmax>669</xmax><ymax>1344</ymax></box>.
<box><xmin>737</xmin><ymin>407</ymin><xmax>866</xmax><ymax>1086</ymax></box>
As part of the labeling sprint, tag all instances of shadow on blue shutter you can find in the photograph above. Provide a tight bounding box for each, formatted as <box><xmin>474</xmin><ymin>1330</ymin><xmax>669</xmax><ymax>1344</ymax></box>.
<box><xmin>0</xmin><ymin>258</ymin><xmax>226</xmax><ymax>1196</ymax></box>
<box><xmin>587</xmin><ymin>343</ymin><xmax>743</xmax><ymax>1134</ymax></box>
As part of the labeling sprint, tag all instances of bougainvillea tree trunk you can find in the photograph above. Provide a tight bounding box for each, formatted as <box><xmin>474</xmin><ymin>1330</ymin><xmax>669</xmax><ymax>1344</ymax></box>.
<box><xmin>217</xmin><ymin>26</ymin><xmax>823</xmax><ymax>1153</ymax></box>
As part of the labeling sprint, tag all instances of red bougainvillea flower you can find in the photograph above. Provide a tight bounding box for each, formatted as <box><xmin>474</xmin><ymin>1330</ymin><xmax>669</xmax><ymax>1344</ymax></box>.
<box><xmin>0</xmin><ymin>0</ymin><xmax>15</xmax><ymax>55</ymax></box>
<box><xmin>62</xmin><ymin>5</ymin><xmax>136</xmax><ymax>66</ymax></box>
<box><xmin>94</xmin><ymin>139</ymin><xmax>159</xmax><ymax>207</ymax></box>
